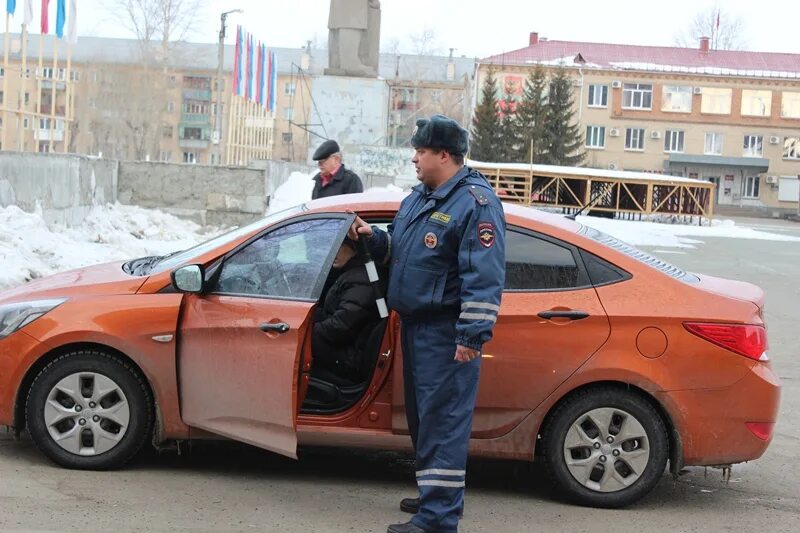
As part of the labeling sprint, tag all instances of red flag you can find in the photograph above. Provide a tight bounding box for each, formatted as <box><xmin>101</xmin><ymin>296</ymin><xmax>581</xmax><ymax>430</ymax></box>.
<box><xmin>41</xmin><ymin>0</ymin><xmax>50</xmax><ymax>34</ymax></box>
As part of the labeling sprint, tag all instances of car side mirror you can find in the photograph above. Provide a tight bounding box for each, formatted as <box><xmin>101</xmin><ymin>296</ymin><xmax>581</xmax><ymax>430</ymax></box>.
<box><xmin>171</xmin><ymin>264</ymin><xmax>205</xmax><ymax>294</ymax></box>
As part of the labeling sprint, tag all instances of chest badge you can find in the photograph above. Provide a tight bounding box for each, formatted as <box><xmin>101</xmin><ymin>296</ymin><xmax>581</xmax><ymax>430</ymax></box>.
<box><xmin>424</xmin><ymin>232</ymin><xmax>438</xmax><ymax>248</ymax></box>
<box><xmin>478</xmin><ymin>222</ymin><xmax>495</xmax><ymax>248</ymax></box>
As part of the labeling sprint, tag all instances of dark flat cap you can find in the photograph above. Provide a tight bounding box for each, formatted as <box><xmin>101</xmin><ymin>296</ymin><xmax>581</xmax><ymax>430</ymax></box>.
<box><xmin>313</xmin><ymin>140</ymin><xmax>341</xmax><ymax>161</ymax></box>
<box><xmin>410</xmin><ymin>114</ymin><xmax>469</xmax><ymax>156</ymax></box>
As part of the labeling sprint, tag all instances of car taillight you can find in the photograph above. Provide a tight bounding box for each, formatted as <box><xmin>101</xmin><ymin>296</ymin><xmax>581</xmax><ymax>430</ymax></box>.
<box><xmin>683</xmin><ymin>322</ymin><xmax>768</xmax><ymax>361</ymax></box>
<box><xmin>745</xmin><ymin>422</ymin><xmax>774</xmax><ymax>441</ymax></box>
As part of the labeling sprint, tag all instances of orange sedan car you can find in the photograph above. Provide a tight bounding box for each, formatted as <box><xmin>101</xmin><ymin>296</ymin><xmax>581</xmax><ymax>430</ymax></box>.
<box><xmin>0</xmin><ymin>193</ymin><xmax>780</xmax><ymax>508</ymax></box>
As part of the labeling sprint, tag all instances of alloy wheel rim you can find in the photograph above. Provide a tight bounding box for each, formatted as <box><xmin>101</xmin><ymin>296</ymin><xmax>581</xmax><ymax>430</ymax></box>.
<box><xmin>43</xmin><ymin>372</ymin><xmax>131</xmax><ymax>456</ymax></box>
<box><xmin>562</xmin><ymin>407</ymin><xmax>650</xmax><ymax>492</ymax></box>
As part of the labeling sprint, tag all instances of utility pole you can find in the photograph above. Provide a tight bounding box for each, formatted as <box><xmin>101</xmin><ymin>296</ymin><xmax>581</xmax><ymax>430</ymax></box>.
<box><xmin>215</xmin><ymin>9</ymin><xmax>243</xmax><ymax>165</ymax></box>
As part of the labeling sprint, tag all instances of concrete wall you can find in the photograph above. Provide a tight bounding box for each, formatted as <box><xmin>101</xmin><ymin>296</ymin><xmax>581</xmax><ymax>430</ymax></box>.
<box><xmin>346</xmin><ymin>145</ymin><xmax>417</xmax><ymax>189</ymax></box>
<box><xmin>117</xmin><ymin>161</ymin><xmax>267</xmax><ymax>227</ymax></box>
<box><xmin>0</xmin><ymin>152</ymin><xmax>118</xmax><ymax>226</ymax></box>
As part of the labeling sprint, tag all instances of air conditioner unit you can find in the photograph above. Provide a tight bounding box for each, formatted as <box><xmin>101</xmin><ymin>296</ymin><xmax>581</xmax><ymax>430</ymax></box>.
<box><xmin>765</xmin><ymin>175</ymin><xmax>779</xmax><ymax>184</ymax></box>
<box><xmin>611</xmin><ymin>80</ymin><xmax>622</xmax><ymax>89</ymax></box>
<box><xmin>650</xmin><ymin>130</ymin><xmax>661</xmax><ymax>139</ymax></box>
<box><xmin>608</xmin><ymin>162</ymin><xmax>619</xmax><ymax>170</ymax></box>
<box><xmin>693</xmin><ymin>87</ymin><xmax>703</xmax><ymax>95</ymax></box>
<box><xmin>769</xmin><ymin>135</ymin><xmax>781</xmax><ymax>145</ymax></box>
<box><xmin>609</xmin><ymin>128</ymin><xmax>620</xmax><ymax>137</ymax></box>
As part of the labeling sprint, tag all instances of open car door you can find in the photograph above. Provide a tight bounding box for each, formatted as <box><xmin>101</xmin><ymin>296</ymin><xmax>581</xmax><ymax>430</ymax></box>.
<box><xmin>178</xmin><ymin>213</ymin><xmax>356</xmax><ymax>458</ymax></box>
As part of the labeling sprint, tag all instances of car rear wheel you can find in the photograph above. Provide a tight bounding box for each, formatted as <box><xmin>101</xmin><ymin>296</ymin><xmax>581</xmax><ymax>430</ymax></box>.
<box><xmin>25</xmin><ymin>350</ymin><xmax>153</xmax><ymax>470</ymax></box>
<box><xmin>541</xmin><ymin>387</ymin><xmax>668</xmax><ymax>508</ymax></box>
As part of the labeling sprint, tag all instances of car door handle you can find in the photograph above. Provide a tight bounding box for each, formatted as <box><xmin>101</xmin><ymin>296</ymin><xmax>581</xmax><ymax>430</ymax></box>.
<box><xmin>260</xmin><ymin>322</ymin><xmax>290</xmax><ymax>334</ymax></box>
<box><xmin>537</xmin><ymin>310</ymin><xmax>590</xmax><ymax>321</ymax></box>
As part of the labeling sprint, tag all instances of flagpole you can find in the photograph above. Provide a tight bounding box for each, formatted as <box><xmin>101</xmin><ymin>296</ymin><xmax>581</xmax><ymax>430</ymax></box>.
<box><xmin>4</xmin><ymin>12</ymin><xmax>11</xmax><ymax>151</ymax></box>
<box><xmin>63</xmin><ymin>39</ymin><xmax>71</xmax><ymax>152</ymax></box>
<box><xmin>35</xmin><ymin>30</ymin><xmax>43</xmax><ymax>153</ymax></box>
<box><xmin>48</xmin><ymin>36</ymin><xmax>57</xmax><ymax>152</ymax></box>
<box><xmin>19</xmin><ymin>20</ymin><xmax>28</xmax><ymax>151</ymax></box>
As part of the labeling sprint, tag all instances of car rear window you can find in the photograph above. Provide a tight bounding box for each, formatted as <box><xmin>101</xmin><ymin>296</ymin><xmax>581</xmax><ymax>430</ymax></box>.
<box><xmin>578</xmin><ymin>226</ymin><xmax>699</xmax><ymax>283</ymax></box>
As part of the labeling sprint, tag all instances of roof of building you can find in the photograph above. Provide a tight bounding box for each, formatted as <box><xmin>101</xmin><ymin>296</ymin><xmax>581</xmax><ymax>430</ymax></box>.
<box><xmin>0</xmin><ymin>34</ymin><xmax>475</xmax><ymax>82</ymax></box>
<box><xmin>481</xmin><ymin>38</ymin><xmax>800</xmax><ymax>80</ymax></box>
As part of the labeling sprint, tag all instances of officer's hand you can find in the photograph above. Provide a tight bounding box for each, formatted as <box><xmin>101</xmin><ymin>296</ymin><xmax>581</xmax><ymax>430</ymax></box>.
<box><xmin>454</xmin><ymin>344</ymin><xmax>480</xmax><ymax>363</ymax></box>
<box><xmin>345</xmin><ymin>209</ymin><xmax>373</xmax><ymax>240</ymax></box>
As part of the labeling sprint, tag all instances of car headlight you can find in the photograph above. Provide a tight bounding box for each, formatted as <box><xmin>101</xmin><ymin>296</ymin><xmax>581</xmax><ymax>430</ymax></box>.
<box><xmin>0</xmin><ymin>298</ymin><xmax>68</xmax><ymax>339</ymax></box>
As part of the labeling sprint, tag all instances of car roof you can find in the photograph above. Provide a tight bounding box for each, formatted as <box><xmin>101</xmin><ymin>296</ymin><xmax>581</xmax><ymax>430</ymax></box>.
<box><xmin>302</xmin><ymin>191</ymin><xmax>584</xmax><ymax>234</ymax></box>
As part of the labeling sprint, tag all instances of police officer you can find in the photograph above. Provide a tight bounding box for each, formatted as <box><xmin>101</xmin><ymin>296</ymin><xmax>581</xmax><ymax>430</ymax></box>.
<box><xmin>311</xmin><ymin>140</ymin><xmax>364</xmax><ymax>199</ymax></box>
<box><xmin>348</xmin><ymin>115</ymin><xmax>506</xmax><ymax>533</ymax></box>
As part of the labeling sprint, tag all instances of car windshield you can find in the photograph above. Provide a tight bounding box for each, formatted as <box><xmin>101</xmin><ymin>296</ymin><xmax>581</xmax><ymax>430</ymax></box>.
<box><xmin>578</xmin><ymin>225</ymin><xmax>699</xmax><ymax>283</ymax></box>
<box><xmin>149</xmin><ymin>205</ymin><xmax>306</xmax><ymax>274</ymax></box>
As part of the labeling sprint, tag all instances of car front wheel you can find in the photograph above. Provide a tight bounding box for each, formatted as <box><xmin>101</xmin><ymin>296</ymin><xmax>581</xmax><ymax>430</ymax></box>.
<box><xmin>541</xmin><ymin>387</ymin><xmax>669</xmax><ymax>508</ymax></box>
<box><xmin>25</xmin><ymin>350</ymin><xmax>153</xmax><ymax>470</ymax></box>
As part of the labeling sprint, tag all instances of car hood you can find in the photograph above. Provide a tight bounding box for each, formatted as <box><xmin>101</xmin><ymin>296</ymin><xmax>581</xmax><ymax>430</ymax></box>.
<box><xmin>0</xmin><ymin>261</ymin><xmax>146</xmax><ymax>304</ymax></box>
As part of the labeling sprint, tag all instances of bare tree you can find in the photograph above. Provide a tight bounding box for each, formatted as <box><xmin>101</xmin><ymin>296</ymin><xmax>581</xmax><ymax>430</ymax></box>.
<box><xmin>408</xmin><ymin>28</ymin><xmax>443</xmax><ymax>56</ymax></box>
<box><xmin>381</xmin><ymin>36</ymin><xmax>401</xmax><ymax>55</ymax></box>
<box><xmin>674</xmin><ymin>4</ymin><xmax>747</xmax><ymax>51</ymax></box>
<box><xmin>89</xmin><ymin>1</ymin><xmax>201</xmax><ymax>161</ymax></box>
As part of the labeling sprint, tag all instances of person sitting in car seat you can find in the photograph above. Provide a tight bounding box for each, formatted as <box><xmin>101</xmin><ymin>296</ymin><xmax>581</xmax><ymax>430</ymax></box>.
<box><xmin>312</xmin><ymin>237</ymin><xmax>386</xmax><ymax>381</ymax></box>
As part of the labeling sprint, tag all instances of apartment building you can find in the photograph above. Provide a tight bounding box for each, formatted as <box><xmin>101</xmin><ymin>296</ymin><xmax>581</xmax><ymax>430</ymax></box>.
<box><xmin>479</xmin><ymin>33</ymin><xmax>800</xmax><ymax>214</ymax></box>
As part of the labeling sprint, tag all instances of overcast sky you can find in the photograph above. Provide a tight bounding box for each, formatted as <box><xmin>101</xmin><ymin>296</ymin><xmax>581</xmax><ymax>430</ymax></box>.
<box><xmin>10</xmin><ymin>0</ymin><xmax>800</xmax><ymax>57</ymax></box>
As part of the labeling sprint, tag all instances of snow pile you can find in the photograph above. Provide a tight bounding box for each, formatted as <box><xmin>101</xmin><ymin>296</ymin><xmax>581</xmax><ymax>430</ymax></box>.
<box><xmin>0</xmin><ymin>203</ymin><xmax>216</xmax><ymax>291</ymax></box>
<box><xmin>576</xmin><ymin>214</ymin><xmax>800</xmax><ymax>248</ymax></box>
<box><xmin>267</xmin><ymin>171</ymin><xmax>316</xmax><ymax>214</ymax></box>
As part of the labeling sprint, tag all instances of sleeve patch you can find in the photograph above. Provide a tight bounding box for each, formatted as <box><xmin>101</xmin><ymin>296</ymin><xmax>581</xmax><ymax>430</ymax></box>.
<box><xmin>478</xmin><ymin>222</ymin><xmax>495</xmax><ymax>248</ymax></box>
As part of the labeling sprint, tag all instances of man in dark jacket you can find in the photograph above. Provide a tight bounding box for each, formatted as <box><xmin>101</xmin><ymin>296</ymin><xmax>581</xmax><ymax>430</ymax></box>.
<box><xmin>311</xmin><ymin>140</ymin><xmax>364</xmax><ymax>199</ymax></box>
<box><xmin>312</xmin><ymin>238</ymin><xmax>383</xmax><ymax>380</ymax></box>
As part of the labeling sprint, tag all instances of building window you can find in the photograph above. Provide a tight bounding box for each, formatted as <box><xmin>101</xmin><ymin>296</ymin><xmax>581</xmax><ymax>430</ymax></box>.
<box><xmin>0</xmin><ymin>67</ymin><xmax>4</xmax><ymax>77</ymax></box>
<box><xmin>22</xmin><ymin>117</ymin><xmax>30</xmax><ymax>129</ymax></box>
<box><xmin>585</xmin><ymin>125</ymin><xmax>605</xmax><ymax>148</ymax></box>
<box><xmin>182</xmin><ymin>127</ymin><xmax>203</xmax><ymax>140</ymax></box>
<box><xmin>283</xmin><ymin>107</ymin><xmax>293</xmax><ymax>120</ymax></box>
<box><xmin>744</xmin><ymin>176</ymin><xmax>760</xmax><ymax>199</ymax></box>
<box><xmin>700</xmin><ymin>87</ymin><xmax>732</xmax><ymax>115</ymax></box>
<box><xmin>162</xmin><ymin>125</ymin><xmax>174</xmax><ymax>138</ymax></box>
<box><xmin>625</xmin><ymin>127</ymin><xmax>645</xmax><ymax>150</ymax></box>
<box><xmin>211</xmin><ymin>103</ymin><xmax>223</xmax><ymax>115</ymax></box>
<box><xmin>284</xmin><ymin>82</ymin><xmax>296</xmax><ymax>96</ymax></box>
<box><xmin>664</xmin><ymin>130</ymin><xmax>685</xmax><ymax>153</ymax></box>
<box><xmin>19</xmin><ymin>68</ymin><xmax>31</xmax><ymax>79</ymax></box>
<box><xmin>70</xmin><ymin>70</ymin><xmax>80</xmax><ymax>82</ymax></box>
<box><xmin>661</xmin><ymin>85</ymin><xmax>692</xmax><ymax>113</ymax></box>
<box><xmin>784</xmin><ymin>137</ymin><xmax>800</xmax><ymax>160</ymax></box>
<box><xmin>160</xmin><ymin>151</ymin><xmax>172</xmax><ymax>162</ymax></box>
<box><xmin>781</xmin><ymin>91</ymin><xmax>800</xmax><ymax>119</ymax></box>
<box><xmin>167</xmin><ymin>101</ymin><xmax>175</xmax><ymax>113</ymax></box>
<box><xmin>184</xmin><ymin>101</ymin><xmax>209</xmax><ymax>114</ymax></box>
<box><xmin>741</xmin><ymin>90</ymin><xmax>772</xmax><ymax>117</ymax></box>
<box><xmin>0</xmin><ymin>90</ymin><xmax>3</xmax><ymax>103</ymax></box>
<box><xmin>622</xmin><ymin>83</ymin><xmax>652</xmax><ymax>110</ymax></box>
<box><xmin>282</xmin><ymin>132</ymin><xmax>293</xmax><ymax>143</ymax></box>
<box><xmin>24</xmin><ymin>92</ymin><xmax>30</xmax><ymax>105</ymax></box>
<box><xmin>587</xmin><ymin>84</ymin><xmax>608</xmax><ymax>107</ymax></box>
<box><xmin>705</xmin><ymin>132</ymin><xmax>724</xmax><ymax>155</ymax></box>
<box><xmin>743</xmin><ymin>135</ymin><xmax>763</xmax><ymax>157</ymax></box>
<box><xmin>183</xmin><ymin>151</ymin><xmax>198</xmax><ymax>164</ymax></box>
<box><xmin>57</xmin><ymin>68</ymin><xmax>66</xmax><ymax>81</ymax></box>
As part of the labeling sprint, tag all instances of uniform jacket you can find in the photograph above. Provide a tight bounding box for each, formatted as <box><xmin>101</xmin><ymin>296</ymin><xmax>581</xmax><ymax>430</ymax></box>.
<box><xmin>312</xmin><ymin>257</ymin><xmax>384</xmax><ymax>375</ymax></box>
<box><xmin>311</xmin><ymin>164</ymin><xmax>364</xmax><ymax>200</ymax></box>
<box><xmin>367</xmin><ymin>166</ymin><xmax>506</xmax><ymax>351</ymax></box>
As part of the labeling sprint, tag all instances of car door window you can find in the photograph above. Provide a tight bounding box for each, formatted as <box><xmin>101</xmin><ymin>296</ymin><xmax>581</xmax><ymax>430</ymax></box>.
<box><xmin>215</xmin><ymin>218</ymin><xmax>345</xmax><ymax>299</ymax></box>
<box><xmin>504</xmin><ymin>230</ymin><xmax>590</xmax><ymax>291</ymax></box>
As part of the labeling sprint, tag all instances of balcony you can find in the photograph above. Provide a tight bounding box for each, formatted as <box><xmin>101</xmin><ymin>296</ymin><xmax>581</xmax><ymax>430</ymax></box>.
<box><xmin>35</xmin><ymin>129</ymin><xmax>65</xmax><ymax>141</ymax></box>
<box><xmin>181</xmin><ymin>113</ymin><xmax>211</xmax><ymax>125</ymax></box>
<box><xmin>182</xmin><ymin>88</ymin><xmax>212</xmax><ymax>101</ymax></box>
<box><xmin>179</xmin><ymin>138</ymin><xmax>209</xmax><ymax>149</ymax></box>
<box><xmin>41</xmin><ymin>80</ymin><xmax>66</xmax><ymax>91</ymax></box>
<box><xmin>40</xmin><ymin>104</ymin><xmax>66</xmax><ymax>116</ymax></box>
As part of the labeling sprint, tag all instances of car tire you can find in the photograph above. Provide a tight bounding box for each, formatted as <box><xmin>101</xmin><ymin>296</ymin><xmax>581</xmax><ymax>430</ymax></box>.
<box><xmin>541</xmin><ymin>387</ymin><xmax>669</xmax><ymax>508</ymax></box>
<box><xmin>25</xmin><ymin>350</ymin><xmax>153</xmax><ymax>470</ymax></box>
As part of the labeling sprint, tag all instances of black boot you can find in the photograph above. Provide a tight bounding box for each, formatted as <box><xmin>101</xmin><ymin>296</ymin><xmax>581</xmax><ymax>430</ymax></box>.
<box><xmin>399</xmin><ymin>497</ymin><xmax>419</xmax><ymax>514</ymax></box>
<box><xmin>387</xmin><ymin>521</ymin><xmax>426</xmax><ymax>533</ymax></box>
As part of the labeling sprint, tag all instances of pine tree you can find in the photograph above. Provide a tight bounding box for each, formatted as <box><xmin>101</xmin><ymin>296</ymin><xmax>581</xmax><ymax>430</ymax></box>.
<box><xmin>496</xmin><ymin>83</ymin><xmax>518</xmax><ymax>162</ymax></box>
<box><xmin>542</xmin><ymin>66</ymin><xmax>585</xmax><ymax>166</ymax></box>
<box><xmin>512</xmin><ymin>66</ymin><xmax>548</xmax><ymax>163</ymax></box>
<box><xmin>469</xmin><ymin>69</ymin><xmax>502</xmax><ymax>162</ymax></box>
